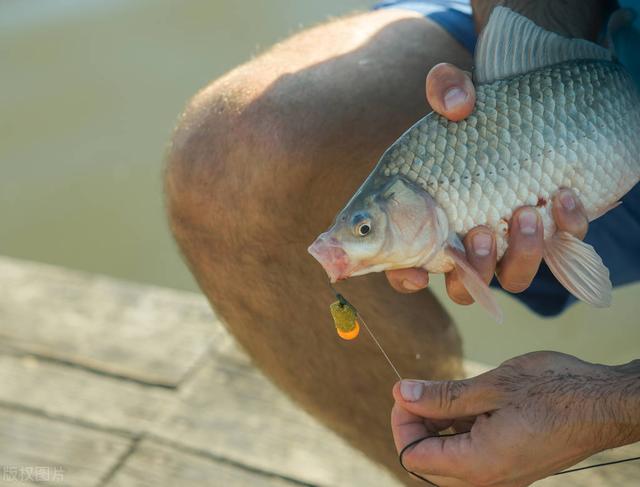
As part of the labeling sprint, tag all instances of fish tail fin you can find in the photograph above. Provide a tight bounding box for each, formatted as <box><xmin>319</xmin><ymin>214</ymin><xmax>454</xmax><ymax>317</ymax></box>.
<box><xmin>543</xmin><ymin>231</ymin><xmax>612</xmax><ymax>308</ymax></box>
<box><xmin>606</xmin><ymin>8</ymin><xmax>637</xmax><ymax>49</ymax></box>
<box><xmin>608</xmin><ymin>7</ymin><xmax>640</xmax><ymax>90</ymax></box>
<box><xmin>445</xmin><ymin>243</ymin><xmax>504</xmax><ymax>324</ymax></box>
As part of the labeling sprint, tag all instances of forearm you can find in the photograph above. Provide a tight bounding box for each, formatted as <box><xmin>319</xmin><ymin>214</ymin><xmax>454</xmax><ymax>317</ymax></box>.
<box><xmin>606</xmin><ymin>359</ymin><xmax>640</xmax><ymax>448</ymax></box>
<box><xmin>471</xmin><ymin>0</ymin><xmax>616</xmax><ymax>40</ymax></box>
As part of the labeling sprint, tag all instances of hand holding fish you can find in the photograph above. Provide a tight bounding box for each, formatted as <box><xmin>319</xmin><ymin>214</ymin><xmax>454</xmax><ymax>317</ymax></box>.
<box><xmin>391</xmin><ymin>351</ymin><xmax>640</xmax><ymax>487</ymax></box>
<box><xmin>385</xmin><ymin>64</ymin><xmax>590</xmax><ymax>305</ymax></box>
<box><xmin>309</xmin><ymin>7</ymin><xmax>640</xmax><ymax>322</ymax></box>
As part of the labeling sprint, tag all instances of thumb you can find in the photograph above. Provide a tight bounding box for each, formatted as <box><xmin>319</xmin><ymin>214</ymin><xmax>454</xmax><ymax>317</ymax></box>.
<box><xmin>393</xmin><ymin>375</ymin><xmax>500</xmax><ymax>419</ymax></box>
<box><xmin>426</xmin><ymin>63</ymin><xmax>476</xmax><ymax>122</ymax></box>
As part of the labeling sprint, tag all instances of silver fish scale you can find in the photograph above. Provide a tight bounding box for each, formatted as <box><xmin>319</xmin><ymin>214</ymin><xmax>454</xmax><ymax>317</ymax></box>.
<box><xmin>378</xmin><ymin>60</ymin><xmax>640</xmax><ymax>257</ymax></box>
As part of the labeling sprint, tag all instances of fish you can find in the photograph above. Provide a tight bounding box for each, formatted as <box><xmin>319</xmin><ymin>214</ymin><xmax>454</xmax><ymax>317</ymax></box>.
<box><xmin>308</xmin><ymin>7</ymin><xmax>640</xmax><ymax>323</ymax></box>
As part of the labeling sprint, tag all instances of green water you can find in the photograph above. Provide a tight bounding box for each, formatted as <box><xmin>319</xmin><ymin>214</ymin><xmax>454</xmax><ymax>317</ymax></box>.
<box><xmin>1</xmin><ymin>0</ymin><xmax>637</xmax><ymax>366</ymax></box>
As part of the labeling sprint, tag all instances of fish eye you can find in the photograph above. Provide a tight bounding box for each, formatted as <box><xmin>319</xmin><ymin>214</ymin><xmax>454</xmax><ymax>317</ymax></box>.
<box><xmin>351</xmin><ymin>213</ymin><xmax>372</xmax><ymax>237</ymax></box>
<box><xmin>357</xmin><ymin>222</ymin><xmax>371</xmax><ymax>236</ymax></box>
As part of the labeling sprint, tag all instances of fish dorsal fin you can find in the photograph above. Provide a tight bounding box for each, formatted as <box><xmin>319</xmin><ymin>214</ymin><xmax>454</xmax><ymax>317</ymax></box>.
<box><xmin>474</xmin><ymin>6</ymin><xmax>613</xmax><ymax>84</ymax></box>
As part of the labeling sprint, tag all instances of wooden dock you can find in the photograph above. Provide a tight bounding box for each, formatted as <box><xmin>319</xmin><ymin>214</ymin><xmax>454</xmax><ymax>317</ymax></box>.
<box><xmin>0</xmin><ymin>256</ymin><xmax>637</xmax><ymax>486</ymax></box>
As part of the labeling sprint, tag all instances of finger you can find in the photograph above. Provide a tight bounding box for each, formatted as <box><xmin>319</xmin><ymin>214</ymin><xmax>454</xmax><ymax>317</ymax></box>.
<box><xmin>445</xmin><ymin>227</ymin><xmax>496</xmax><ymax>304</ymax></box>
<box><xmin>401</xmin><ymin>430</ymin><xmax>473</xmax><ymax>479</ymax></box>
<box><xmin>391</xmin><ymin>402</ymin><xmax>471</xmax><ymax>482</ymax></box>
<box><xmin>496</xmin><ymin>207</ymin><xmax>544</xmax><ymax>293</ymax></box>
<box><xmin>426</xmin><ymin>63</ymin><xmax>476</xmax><ymax>122</ymax></box>
<box><xmin>385</xmin><ymin>268</ymin><xmax>429</xmax><ymax>293</ymax></box>
<box><xmin>445</xmin><ymin>269</ymin><xmax>473</xmax><ymax>305</ymax></box>
<box><xmin>552</xmin><ymin>189</ymin><xmax>588</xmax><ymax>240</ymax></box>
<box><xmin>392</xmin><ymin>376</ymin><xmax>500</xmax><ymax>419</ymax></box>
<box><xmin>391</xmin><ymin>404</ymin><xmax>456</xmax><ymax>448</ymax></box>
<box><xmin>391</xmin><ymin>401</ymin><xmax>431</xmax><ymax>453</ymax></box>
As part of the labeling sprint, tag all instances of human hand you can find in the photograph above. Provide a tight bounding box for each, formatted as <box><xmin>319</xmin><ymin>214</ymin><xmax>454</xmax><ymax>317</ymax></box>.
<box><xmin>391</xmin><ymin>351</ymin><xmax>640</xmax><ymax>487</ymax></box>
<box><xmin>385</xmin><ymin>63</ymin><xmax>589</xmax><ymax>303</ymax></box>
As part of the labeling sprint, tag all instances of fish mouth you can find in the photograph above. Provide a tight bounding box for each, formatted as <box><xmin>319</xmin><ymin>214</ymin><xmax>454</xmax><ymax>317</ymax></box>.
<box><xmin>308</xmin><ymin>234</ymin><xmax>351</xmax><ymax>282</ymax></box>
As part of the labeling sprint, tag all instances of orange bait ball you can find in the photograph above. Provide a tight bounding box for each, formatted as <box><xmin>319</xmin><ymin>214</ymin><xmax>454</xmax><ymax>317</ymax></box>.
<box><xmin>336</xmin><ymin>319</ymin><xmax>360</xmax><ymax>340</ymax></box>
<box><xmin>329</xmin><ymin>298</ymin><xmax>360</xmax><ymax>341</ymax></box>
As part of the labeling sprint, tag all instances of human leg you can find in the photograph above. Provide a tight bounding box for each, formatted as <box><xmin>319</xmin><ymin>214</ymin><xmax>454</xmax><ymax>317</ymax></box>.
<box><xmin>165</xmin><ymin>9</ymin><xmax>471</xmax><ymax>482</ymax></box>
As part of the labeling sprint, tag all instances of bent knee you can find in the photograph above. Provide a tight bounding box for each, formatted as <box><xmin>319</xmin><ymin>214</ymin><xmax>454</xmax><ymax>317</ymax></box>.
<box><xmin>165</xmin><ymin>73</ymin><xmax>329</xmax><ymax>254</ymax></box>
<box><xmin>166</xmin><ymin>72</ymin><xmax>276</xmax><ymax>213</ymax></box>
<box><xmin>165</xmin><ymin>67</ymin><xmax>355</xmax><ymax>240</ymax></box>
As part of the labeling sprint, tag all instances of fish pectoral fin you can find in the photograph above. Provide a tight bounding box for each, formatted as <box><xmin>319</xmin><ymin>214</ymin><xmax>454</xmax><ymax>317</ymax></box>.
<box><xmin>543</xmin><ymin>231</ymin><xmax>612</xmax><ymax>307</ymax></box>
<box><xmin>444</xmin><ymin>244</ymin><xmax>504</xmax><ymax>324</ymax></box>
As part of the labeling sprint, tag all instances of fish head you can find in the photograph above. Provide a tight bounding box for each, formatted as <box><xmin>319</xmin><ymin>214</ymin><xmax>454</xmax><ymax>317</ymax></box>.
<box><xmin>308</xmin><ymin>177</ymin><xmax>447</xmax><ymax>282</ymax></box>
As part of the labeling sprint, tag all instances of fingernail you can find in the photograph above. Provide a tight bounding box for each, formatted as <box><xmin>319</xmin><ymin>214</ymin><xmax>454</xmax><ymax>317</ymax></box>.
<box><xmin>402</xmin><ymin>279</ymin><xmax>423</xmax><ymax>291</ymax></box>
<box><xmin>443</xmin><ymin>87</ymin><xmax>468</xmax><ymax>111</ymax></box>
<box><xmin>559</xmin><ymin>191</ymin><xmax>576</xmax><ymax>211</ymax></box>
<box><xmin>400</xmin><ymin>380</ymin><xmax>424</xmax><ymax>402</ymax></box>
<box><xmin>518</xmin><ymin>209</ymin><xmax>538</xmax><ymax>235</ymax></box>
<box><xmin>472</xmin><ymin>232</ymin><xmax>492</xmax><ymax>257</ymax></box>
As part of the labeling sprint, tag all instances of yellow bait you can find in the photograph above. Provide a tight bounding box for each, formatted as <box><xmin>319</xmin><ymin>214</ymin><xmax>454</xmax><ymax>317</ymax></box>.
<box><xmin>329</xmin><ymin>296</ymin><xmax>360</xmax><ymax>340</ymax></box>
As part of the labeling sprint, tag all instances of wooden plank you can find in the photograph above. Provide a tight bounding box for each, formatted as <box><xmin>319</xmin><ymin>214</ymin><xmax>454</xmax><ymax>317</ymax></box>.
<box><xmin>0</xmin><ymin>256</ymin><xmax>219</xmax><ymax>386</ymax></box>
<box><xmin>106</xmin><ymin>440</ymin><xmax>301</xmax><ymax>487</ymax></box>
<box><xmin>2</xmin><ymin>256</ymin><xmax>634</xmax><ymax>487</ymax></box>
<box><xmin>150</xmin><ymin>355</ymin><xmax>401</xmax><ymax>487</ymax></box>
<box><xmin>0</xmin><ymin>351</ymin><xmax>174</xmax><ymax>435</ymax></box>
<box><xmin>0</xmin><ymin>407</ymin><xmax>131</xmax><ymax>487</ymax></box>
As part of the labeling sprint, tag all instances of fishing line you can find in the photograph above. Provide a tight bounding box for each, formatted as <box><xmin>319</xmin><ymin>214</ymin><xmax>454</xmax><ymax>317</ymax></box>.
<box><xmin>329</xmin><ymin>283</ymin><xmax>403</xmax><ymax>380</ymax></box>
<box><xmin>358</xmin><ymin>313</ymin><xmax>403</xmax><ymax>381</ymax></box>
<box><xmin>328</xmin><ymin>285</ymin><xmax>640</xmax><ymax>486</ymax></box>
